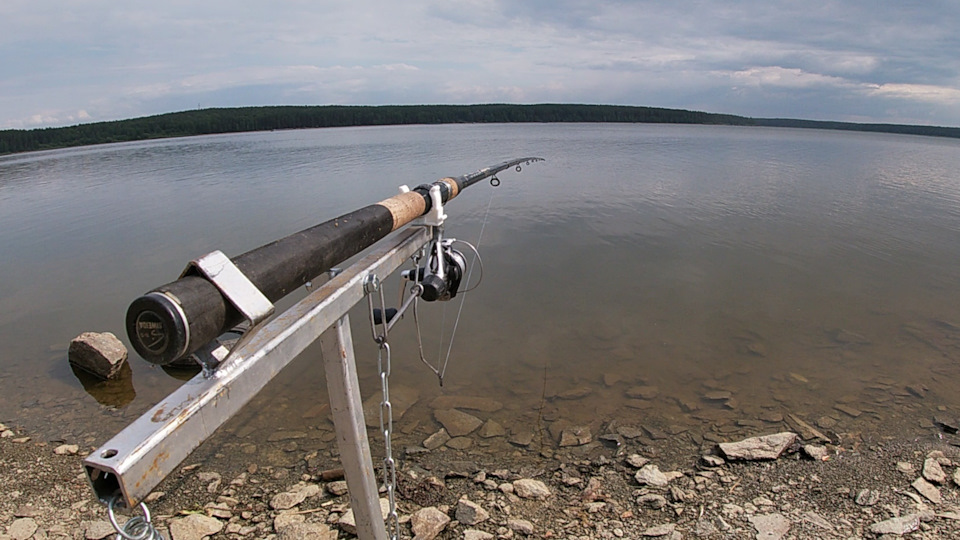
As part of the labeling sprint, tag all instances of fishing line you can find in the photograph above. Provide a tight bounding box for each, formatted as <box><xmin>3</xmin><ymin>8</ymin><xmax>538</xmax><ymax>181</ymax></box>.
<box><xmin>435</xmin><ymin>183</ymin><xmax>497</xmax><ymax>383</ymax></box>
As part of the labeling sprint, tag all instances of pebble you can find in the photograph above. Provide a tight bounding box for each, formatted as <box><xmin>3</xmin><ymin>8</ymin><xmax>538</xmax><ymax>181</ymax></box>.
<box><xmin>625</xmin><ymin>454</ymin><xmax>650</xmax><ymax>468</ymax></box>
<box><xmin>9</xmin><ymin>518</ymin><xmax>38</xmax><ymax>540</ymax></box>
<box><xmin>82</xmin><ymin>519</ymin><xmax>117</xmax><ymax>539</ymax></box>
<box><xmin>270</xmin><ymin>482</ymin><xmax>320</xmax><ymax>510</ymax></box>
<box><xmin>854</xmin><ymin>489</ymin><xmax>879</xmax><ymax>506</ymax></box>
<box><xmin>276</xmin><ymin>522</ymin><xmax>336</xmax><ymax>540</ymax></box>
<box><xmin>463</xmin><ymin>530</ymin><xmax>494</xmax><ymax>540</ymax></box>
<box><xmin>718</xmin><ymin>432</ymin><xmax>797</xmax><ymax>461</ymax></box>
<box><xmin>802</xmin><ymin>444</ymin><xmax>829</xmax><ymax>461</ymax></box>
<box><xmin>635</xmin><ymin>464</ymin><xmax>683</xmax><ymax>487</ymax></box>
<box><xmin>922</xmin><ymin>456</ymin><xmax>946</xmax><ymax>483</ymax></box>
<box><xmin>410</xmin><ymin>506</ymin><xmax>450</xmax><ymax>540</ymax></box>
<box><xmin>338</xmin><ymin>498</ymin><xmax>390</xmax><ymax>535</ymax></box>
<box><xmin>911</xmin><ymin>477</ymin><xmax>941</xmax><ymax>504</ymax></box>
<box><xmin>168</xmin><ymin>513</ymin><xmax>224</xmax><ymax>540</ymax></box>
<box><xmin>638</xmin><ymin>493</ymin><xmax>667</xmax><ymax>509</ymax></box>
<box><xmin>508</xmin><ymin>518</ymin><xmax>535</xmax><ymax>535</ymax></box>
<box><xmin>513</xmin><ymin>479</ymin><xmax>551</xmax><ymax>499</ymax></box>
<box><xmin>456</xmin><ymin>497</ymin><xmax>490</xmax><ymax>525</ymax></box>
<box><xmin>641</xmin><ymin>523</ymin><xmax>676</xmax><ymax>536</ymax></box>
<box><xmin>868</xmin><ymin>514</ymin><xmax>920</xmax><ymax>536</ymax></box>
<box><xmin>54</xmin><ymin>443</ymin><xmax>79</xmax><ymax>455</ymax></box>
<box><xmin>748</xmin><ymin>512</ymin><xmax>790</xmax><ymax>540</ymax></box>
<box><xmin>326</xmin><ymin>480</ymin><xmax>348</xmax><ymax>496</ymax></box>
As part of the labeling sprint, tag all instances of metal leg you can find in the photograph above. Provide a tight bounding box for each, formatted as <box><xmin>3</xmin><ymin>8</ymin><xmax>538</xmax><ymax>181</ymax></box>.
<box><xmin>321</xmin><ymin>315</ymin><xmax>388</xmax><ymax>540</ymax></box>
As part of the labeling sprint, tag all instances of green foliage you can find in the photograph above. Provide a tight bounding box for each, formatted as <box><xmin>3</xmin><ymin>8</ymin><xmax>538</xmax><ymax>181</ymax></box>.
<box><xmin>1</xmin><ymin>104</ymin><xmax>958</xmax><ymax>155</ymax></box>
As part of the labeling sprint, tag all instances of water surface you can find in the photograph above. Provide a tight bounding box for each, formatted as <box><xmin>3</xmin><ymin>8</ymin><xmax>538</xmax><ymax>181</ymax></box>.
<box><xmin>2</xmin><ymin>124</ymin><xmax>959</xmax><ymax>461</ymax></box>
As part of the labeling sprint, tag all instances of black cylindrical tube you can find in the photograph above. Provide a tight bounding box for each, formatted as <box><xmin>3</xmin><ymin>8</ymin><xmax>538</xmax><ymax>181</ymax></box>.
<box><xmin>126</xmin><ymin>157</ymin><xmax>542</xmax><ymax>365</ymax></box>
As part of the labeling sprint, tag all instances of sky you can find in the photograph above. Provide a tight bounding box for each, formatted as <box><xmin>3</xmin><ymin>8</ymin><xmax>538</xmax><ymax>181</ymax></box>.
<box><xmin>2</xmin><ymin>0</ymin><xmax>959</xmax><ymax>130</ymax></box>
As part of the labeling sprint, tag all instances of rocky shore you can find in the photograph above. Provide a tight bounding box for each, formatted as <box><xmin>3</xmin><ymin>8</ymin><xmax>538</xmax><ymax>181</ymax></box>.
<box><xmin>2</xmin><ymin>415</ymin><xmax>959</xmax><ymax>540</ymax></box>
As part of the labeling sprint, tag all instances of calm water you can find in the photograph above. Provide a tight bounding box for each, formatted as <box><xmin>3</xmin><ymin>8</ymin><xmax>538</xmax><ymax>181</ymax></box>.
<box><xmin>2</xmin><ymin>124</ymin><xmax>959</xmax><ymax>460</ymax></box>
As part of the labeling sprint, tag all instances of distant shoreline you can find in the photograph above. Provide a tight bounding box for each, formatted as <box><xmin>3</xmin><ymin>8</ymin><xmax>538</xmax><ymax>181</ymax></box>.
<box><xmin>2</xmin><ymin>103</ymin><xmax>959</xmax><ymax>155</ymax></box>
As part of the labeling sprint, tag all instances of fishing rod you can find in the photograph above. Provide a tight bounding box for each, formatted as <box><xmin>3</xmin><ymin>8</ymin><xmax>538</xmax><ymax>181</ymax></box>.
<box><xmin>126</xmin><ymin>157</ymin><xmax>544</xmax><ymax>366</ymax></box>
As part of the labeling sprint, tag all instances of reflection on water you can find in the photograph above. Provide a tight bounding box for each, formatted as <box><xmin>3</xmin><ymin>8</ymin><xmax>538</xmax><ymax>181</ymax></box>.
<box><xmin>1</xmin><ymin>125</ymin><xmax>960</xmax><ymax>468</ymax></box>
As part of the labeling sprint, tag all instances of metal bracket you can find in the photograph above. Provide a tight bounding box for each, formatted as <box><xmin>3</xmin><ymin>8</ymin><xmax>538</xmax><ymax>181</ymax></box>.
<box><xmin>181</xmin><ymin>250</ymin><xmax>275</xmax><ymax>373</ymax></box>
<box><xmin>181</xmin><ymin>250</ymin><xmax>274</xmax><ymax>326</ymax></box>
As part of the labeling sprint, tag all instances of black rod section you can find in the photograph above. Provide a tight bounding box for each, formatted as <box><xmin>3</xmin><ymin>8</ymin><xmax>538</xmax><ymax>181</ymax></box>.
<box><xmin>126</xmin><ymin>157</ymin><xmax>543</xmax><ymax>365</ymax></box>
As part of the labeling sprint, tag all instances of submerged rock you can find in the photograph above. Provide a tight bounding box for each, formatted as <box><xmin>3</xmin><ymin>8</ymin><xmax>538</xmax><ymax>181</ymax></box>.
<box><xmin>68</xmin><ymin>332</ymin><xmax>128</xmax><ymax>380</ymax></box>
<box><xmin>433</xmin><ymin>409</ymin><xmax>482</xmax><ymax>437</ymax></box>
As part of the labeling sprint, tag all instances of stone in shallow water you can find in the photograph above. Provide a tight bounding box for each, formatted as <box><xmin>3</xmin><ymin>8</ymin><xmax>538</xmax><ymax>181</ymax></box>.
<box><xmin>429</xmin><ymin>395</ymin><xmax>502</xmax><ymax>412</ymax></box>
<box><xmin>363</xmin><ymin>385</ymin><xmax>419</xmax><ymax>428</ymax></box>
<box><xmin>626</xmin><ymin>385</ymin><xmax>660</xmax><ymax>399</ymax></box>
<box><xmin>559</xmin><ymin>426</ymin><xmax>592</xmax><ymax>447</ymax></box>
<box><xmin>69</xmin><ymin>332</ymin><xmax>128</xmax><ymax>380</ymax></box>
<box><xmin>719</xmin><ymin>432</ymin><xmax>797</xmax><ymax>461</ymax></box>
<box><xmin>434</xmin><ymin>409</ymin><xmax>483</xmax><ymax>437</ymax></box>
<box><xmin>477</xmin><ymin>419</ymin><xmax>505</xmax><ymax>438</ymax></box>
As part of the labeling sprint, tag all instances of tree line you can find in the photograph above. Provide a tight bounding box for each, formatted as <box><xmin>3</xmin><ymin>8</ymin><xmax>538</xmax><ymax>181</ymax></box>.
<box><xmin>1</xmin><ymin>104</ymin><xmax>958</xmax><ymax>155</ymax></box>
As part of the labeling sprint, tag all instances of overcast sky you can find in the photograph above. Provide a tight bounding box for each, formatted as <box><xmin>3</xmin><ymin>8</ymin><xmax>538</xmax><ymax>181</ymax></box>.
<box><xmin>2</xmin><ymin>1</ymin><xmax>959</xmax><ymax>130</ymax></box>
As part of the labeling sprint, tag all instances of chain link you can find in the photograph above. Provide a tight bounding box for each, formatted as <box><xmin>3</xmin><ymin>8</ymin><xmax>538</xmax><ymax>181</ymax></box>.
<box><xmin>366</xmin><ymin>274</ymin><xmax>399</xmax><ymax>540</ymax></box>
<box><xmin>377</xmin><ymin>341</ymin><xmax>399</xmax><ymax>539</ymax></box>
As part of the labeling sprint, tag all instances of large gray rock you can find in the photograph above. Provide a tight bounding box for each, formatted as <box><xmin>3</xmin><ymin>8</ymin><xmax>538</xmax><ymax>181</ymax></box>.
<box><xmin>69</xmin><ymin>332</ymin><xmax>128</xmax><ymax>380</ymax></box>
<box><xmin>719</xmin><ymin>432</ymin><xmax>797</xmax><ymax>460</ymax></box>
<box><xmin>434</xmin><ymin>409</ymin><xmax>483</xmax><ymax>437</ymax></box>
<box><xmin>410</xmin><ymin>507</ymin><xmax>450</xmax><ymax>540</ymax></box>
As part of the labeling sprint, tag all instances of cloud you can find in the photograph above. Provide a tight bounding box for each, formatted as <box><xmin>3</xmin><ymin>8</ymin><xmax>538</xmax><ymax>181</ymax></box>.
<box><xmin>728</xmin><ymin>67</ymin><xmax>854</xmax><ymax>89</ymax></box>
<box><xmin>867</xmin><ymin>83</ymin><xmax>960</xmax><ymax>105</ymax></box>
<box><xmin>1</xmin><ymin>1</ymin><xmax>959</xmax><ymax>128</ymax></box>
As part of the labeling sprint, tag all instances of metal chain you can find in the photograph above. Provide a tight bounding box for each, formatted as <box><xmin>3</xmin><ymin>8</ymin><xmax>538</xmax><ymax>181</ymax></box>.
<box><xmin>365</xmin><ymin>274</ymin><xmax>399</xmax><ymax>540</ymax></box>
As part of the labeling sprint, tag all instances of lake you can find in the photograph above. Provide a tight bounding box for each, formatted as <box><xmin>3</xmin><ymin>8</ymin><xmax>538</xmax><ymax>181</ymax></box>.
<box><xmin>1</xmin><ymin>123</ymin><xmax>959</xmax><ymax>465</ymax></box>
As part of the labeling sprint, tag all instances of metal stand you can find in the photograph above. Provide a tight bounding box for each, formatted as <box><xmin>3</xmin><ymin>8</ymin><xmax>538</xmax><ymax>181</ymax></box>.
<box><xmin>320</xmin><ymin>316</ymin><xmax>387</xmax><ymax>540</ymax></box>
<box><xmin>84</xmin><ymin>227</ymin><xmax>431</xmax><ymax>539</ymax></box>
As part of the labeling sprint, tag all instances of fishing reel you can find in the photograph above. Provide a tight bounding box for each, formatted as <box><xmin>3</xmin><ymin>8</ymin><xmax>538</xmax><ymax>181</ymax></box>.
<box><xmin>403</xmin><ymin>238</ymin><xmax>468</xmax><ymax>301</ymax></box>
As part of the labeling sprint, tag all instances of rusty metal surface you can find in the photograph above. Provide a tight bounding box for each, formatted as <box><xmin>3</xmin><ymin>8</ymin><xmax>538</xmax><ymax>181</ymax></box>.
<box><xmin>84</xmin><ymin>226</ymin><xmax>431</xmax><ymax>508</ymax></box>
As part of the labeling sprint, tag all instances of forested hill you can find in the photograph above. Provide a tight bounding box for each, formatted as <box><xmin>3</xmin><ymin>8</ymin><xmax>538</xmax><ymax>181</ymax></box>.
<box><xmin>1</xmin><ymin>104</ymin><xmax>958</xmax><ymax>155</ymax></box>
